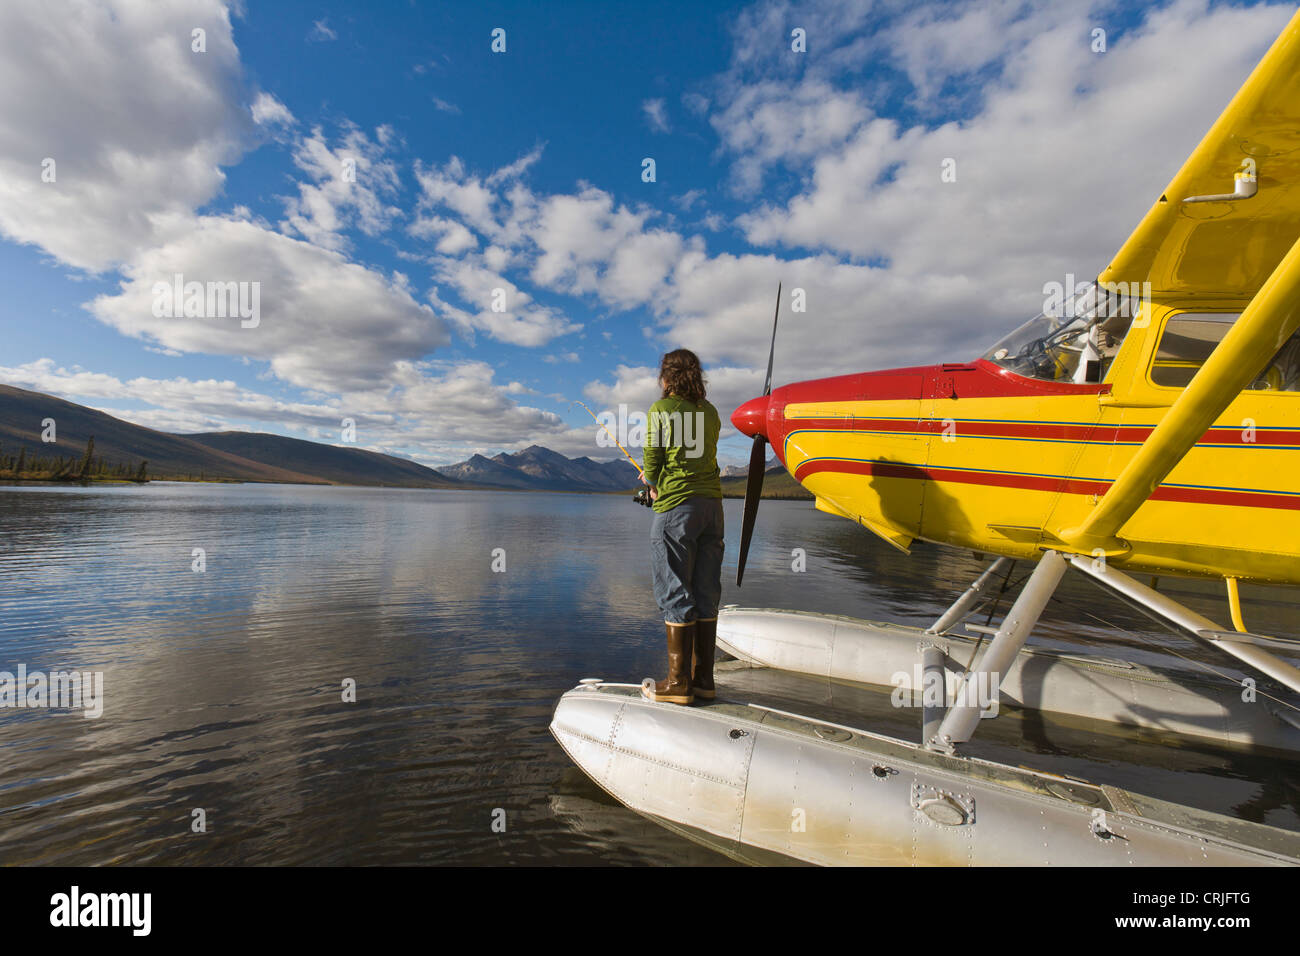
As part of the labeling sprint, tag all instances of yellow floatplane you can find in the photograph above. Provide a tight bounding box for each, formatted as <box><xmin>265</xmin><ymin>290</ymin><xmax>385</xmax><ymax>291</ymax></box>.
<box><xmin>551</xmin><ymin>9</ymin><xmax>1300</xmax><ymax>865</ymax></box>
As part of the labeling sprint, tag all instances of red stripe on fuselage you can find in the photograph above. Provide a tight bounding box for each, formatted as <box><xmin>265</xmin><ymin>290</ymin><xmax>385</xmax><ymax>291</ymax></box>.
<box><xmin>782</xmin><ymin>418</ymin><xmax>1300</xmax><ymax>446</ymax></box>
<box><xmin>793</xmin><ymin>459</ymin><xmax>1300</xmax><ymax>510</ymax></box>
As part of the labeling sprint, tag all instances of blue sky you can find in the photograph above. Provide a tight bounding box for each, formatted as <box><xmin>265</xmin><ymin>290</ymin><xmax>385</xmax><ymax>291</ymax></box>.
<box><xmin>0</xmin><ymin>0</ymin><xmax>1293</xmax><ymax>468</ymax></box>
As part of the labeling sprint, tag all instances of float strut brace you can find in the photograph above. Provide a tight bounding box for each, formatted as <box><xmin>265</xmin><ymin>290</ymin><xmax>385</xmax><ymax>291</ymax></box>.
<box><xmin>926</xmin><ymin>556</ymin><xmax>1013</xmax><ymax>636</ymax></box>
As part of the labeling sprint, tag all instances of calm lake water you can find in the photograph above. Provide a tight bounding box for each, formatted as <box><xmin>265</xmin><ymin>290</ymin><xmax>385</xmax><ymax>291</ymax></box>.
<box><xmin>0</xmin><ymin>481</ymin><xmax>1297</xmax><ymax>865</ymax></box>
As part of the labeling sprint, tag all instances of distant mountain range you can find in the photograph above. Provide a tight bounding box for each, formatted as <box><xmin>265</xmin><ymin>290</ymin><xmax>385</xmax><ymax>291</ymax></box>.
<box><xmin>721</xmin><ymin>456</ymin><xmax>779</xmax><ymax>478</ymax></box>
<box><xmin>439</xmin><ymin>444</ymin><xmax>641</xmax><ymax>492</ymax></box>
<box><xmin>0</xmin><ymin>384</ymin><xmax>639</xmax><ymax>492</ymax></box>
<box><xmin>0</xmin><ymin>383</ymin><xmax>809</xmax><ymax>497</ymax></box>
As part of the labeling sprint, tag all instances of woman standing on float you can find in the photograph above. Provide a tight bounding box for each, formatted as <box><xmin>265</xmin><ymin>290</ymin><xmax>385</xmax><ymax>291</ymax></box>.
<box><xmin>640</xmin><ymin>348</ymin><xmax>724</xmax><ymax>705</ymax></box>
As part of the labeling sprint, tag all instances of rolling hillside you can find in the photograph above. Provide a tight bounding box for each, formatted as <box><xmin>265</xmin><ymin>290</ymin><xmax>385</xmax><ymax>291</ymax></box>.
<box><xmin>186</xmin><ymin>431</ymin><xmax>460</xmax><ymax>488</ymax></box>
<box><xmin>720</xmin><ymin>462</ymin><xmax>814</xmax><ymax>500</ymax></box>
<box><xmin>0</xmin><ymin>384</ymin><xmax>459</xmax><ymax>486</ymax></box>
<box><xmin>0</xmin><ymin>385</ymin><xmax>322</xmax><ymax>483</ymax></box>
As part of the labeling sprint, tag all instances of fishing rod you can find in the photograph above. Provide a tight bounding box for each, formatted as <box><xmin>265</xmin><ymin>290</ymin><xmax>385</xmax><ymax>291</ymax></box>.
<box><xmin>571</xmin><ymin>400</ymin><xmax>656</xmax><ymax>507</ymax></box>
<box><xmin>570</xmin><ymin>400</ymin><xmax>646</xmax><ymax>481</ymax></box>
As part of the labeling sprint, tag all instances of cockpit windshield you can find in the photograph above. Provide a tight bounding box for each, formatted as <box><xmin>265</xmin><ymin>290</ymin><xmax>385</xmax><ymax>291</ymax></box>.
<box><xmin>982</xmin><ymin>282</ymin><xmax>1133</xmax><ymax>384</ymax></box>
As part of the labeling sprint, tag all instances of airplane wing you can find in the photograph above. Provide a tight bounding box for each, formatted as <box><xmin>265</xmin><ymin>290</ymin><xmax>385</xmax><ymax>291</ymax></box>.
<box><xmin>1099</xmin><ymin>7</ymin><xmax>1300</xmax><ymax>298</ymax></box>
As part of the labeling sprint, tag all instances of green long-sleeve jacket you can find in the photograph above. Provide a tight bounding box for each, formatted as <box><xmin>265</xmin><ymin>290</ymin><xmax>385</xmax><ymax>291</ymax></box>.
<box><xmin>642</xmin><ymin>395</ymin><xmax>722</xmax><ymax>513</ymax></box>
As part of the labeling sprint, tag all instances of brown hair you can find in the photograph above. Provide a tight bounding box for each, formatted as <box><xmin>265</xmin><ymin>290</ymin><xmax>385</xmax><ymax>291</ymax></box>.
<box><xmin>659</xmin><ymin>349</ymin><xmax>706</xmax><ymax>403</ymax></box>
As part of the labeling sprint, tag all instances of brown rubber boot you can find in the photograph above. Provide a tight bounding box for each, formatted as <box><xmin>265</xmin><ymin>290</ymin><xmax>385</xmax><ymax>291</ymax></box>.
<box><xmin>693</xmin><ymin>617</ymin><xmax>717</xmax><ymax>699</ymax></box>
<box><xmin>642</xmin><ymin>621</ymin><xmax>695</xmax><ymax>705</ymax></box>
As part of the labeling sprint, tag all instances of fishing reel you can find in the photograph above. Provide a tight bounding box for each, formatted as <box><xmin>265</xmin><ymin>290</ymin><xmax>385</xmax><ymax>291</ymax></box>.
<box><xmin>632</xmin><ymin>487</ymin><xmax>654</xmax><ymax>508</ymax></box>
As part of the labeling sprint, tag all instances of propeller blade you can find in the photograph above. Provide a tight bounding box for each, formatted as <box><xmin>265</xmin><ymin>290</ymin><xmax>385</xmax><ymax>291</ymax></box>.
<box><xmin>763</xmin><ymin>282</ymin><xmax>781</xmax><ymax>396</ymax></box>
<box><xmin>736</xmin><ymin>434</ymin><xmax>768</xmax><ymax>586</ymax></box>
<box><xmin>737</xmin><ymin>282</ymin><xmax>782</xmax><ymax>587</ymax></box>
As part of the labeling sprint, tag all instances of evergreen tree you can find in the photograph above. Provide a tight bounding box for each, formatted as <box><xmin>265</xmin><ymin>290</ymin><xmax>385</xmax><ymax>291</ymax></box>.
<box><xmin>79</xmin><ymin>437</ymin><xmax>95</xmax><ymax>479</ymax></box>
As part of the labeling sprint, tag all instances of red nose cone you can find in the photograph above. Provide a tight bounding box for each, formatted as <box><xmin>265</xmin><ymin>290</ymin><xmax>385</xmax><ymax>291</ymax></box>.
<box><xmin>732</xmin><ymin>395</ymin><xmax>770</xmax><ymax>439</ymax></box>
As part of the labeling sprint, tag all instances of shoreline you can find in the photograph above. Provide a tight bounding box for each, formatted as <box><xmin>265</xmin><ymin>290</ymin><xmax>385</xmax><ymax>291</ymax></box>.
<box><xmin>0</xmin><ymin>475</ymin><xmax>811</xmax><ymax>500</ymax></box>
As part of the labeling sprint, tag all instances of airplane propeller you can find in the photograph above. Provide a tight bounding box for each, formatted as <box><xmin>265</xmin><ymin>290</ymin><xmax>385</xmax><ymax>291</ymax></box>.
<box><xmin>736</xmin><ymin>282</ymin><xmax>781</xmax><ymax>587</ymax></box>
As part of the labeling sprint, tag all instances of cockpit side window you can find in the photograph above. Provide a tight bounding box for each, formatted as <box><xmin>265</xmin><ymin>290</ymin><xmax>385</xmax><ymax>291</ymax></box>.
<box><xmin>1150</xmin><ymin>312</ymin><xmax>1300</xmax><ymax>391</ymax></box>
<box><xmin>982</xmin><ymin>282</ymin><xmax>1132</xmax><ymax>383</ymax></box>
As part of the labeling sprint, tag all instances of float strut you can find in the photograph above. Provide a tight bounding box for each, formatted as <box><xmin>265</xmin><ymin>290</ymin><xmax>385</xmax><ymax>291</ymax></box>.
<box><xmin>933</xmin><ymin>550</ymin><xmax>1068</xmax><ymax>748</ymax></box>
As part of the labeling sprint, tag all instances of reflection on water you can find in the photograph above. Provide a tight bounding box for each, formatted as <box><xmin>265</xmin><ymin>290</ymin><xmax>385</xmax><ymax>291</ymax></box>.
<box><xmin>0</xmin><ymin>481</ymin><xmax>1296</xmax><ymax>864</ymax></box>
